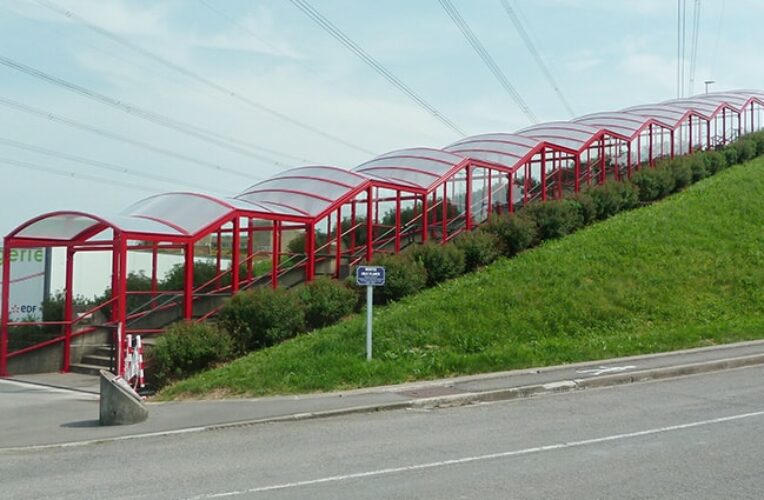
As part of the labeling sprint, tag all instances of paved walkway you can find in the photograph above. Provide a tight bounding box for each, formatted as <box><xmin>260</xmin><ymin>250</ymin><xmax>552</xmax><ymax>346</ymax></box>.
<box><xmin>3</xmin><ymin>340</ymin><xmax>764</xmax><ymax>450</ymax></box>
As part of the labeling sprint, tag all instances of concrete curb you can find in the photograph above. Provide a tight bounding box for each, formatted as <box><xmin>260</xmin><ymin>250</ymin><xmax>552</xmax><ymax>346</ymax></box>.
<box><xmin>4</xmin><ymin>352</ymin><xmax>763</xmax><ymax>452</ymax></box>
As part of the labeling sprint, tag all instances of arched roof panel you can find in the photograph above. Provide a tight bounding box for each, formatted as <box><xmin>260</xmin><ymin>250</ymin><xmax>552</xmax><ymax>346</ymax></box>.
<box><xmin>121</xmin><ymin>192</ymin><xmax>234</xmax><ymax>237</ymax></box>
<box><xmin>235</xmin><ymin>166</ymin><xmax>370</xmax><ymax>218</ymax></box>
<box><xmin>516</xmin><ymin>122</ymin><xmax>604</xmax><ymax>151</ymax></box>
<box><xmin>8</xmin><ymin>211</ymin><xmax>186</xmax><ymax>241</ymax></box>
<box><xmin>444</xmin><ymin>133</ymin><xmax>547</xmax><ymax>170</ymax></box>
<box><xmin>353</xmin><ymin>148</ymin><xmax>466</xmax><ymax>190</ymax></box>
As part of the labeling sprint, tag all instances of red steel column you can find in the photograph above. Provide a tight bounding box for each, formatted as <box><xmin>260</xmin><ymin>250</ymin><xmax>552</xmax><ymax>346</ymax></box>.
<box><xmin>246</xmin><ymin>218</ymin><xmax>254</xmax><ymax>281</ymax></box>
<box><xmin>648</xmin><ymin>125</ymin><xmax>654</xmax><ymax>166</ymax></box>
<box><xmin>116</xmin><ymin>235</ymin><xmax>128</xmax><ymax>376</ymax></box>
<box><xmin>573</xmin><ymin>153</ymin><xmax>580</xmax><ymax>193</ymax></box>
<box><xmin>183</xmin><ymin>241</ymin><xmax>194</xmax><ymax>320</ymax></box>
<box><xmin>231</xmin><ymin>217</ymin><xmax>240</xmax><ymax>293</ymax></box>
<box><xmin>421</xmin><ymin>194</ymin><xmax>429</xmax><ymax>243</ymax></box>
<box><xmin>151</xmin><ymin>242</ymin><xmax>158</xmax><ymax>307</ymax></box>
<box><xmin>670</xmin><ymin>130</ymin><xmax>675</xmax><ymax>159</ymax></box>
<box><xmin>626</xmin><ymin>142</ymin><xmax>632</xmax><ymax>178</ymax></box>
<box><xmin>365</xmin><ymin>188</ymin><xmax>373</xmax><ymax>261</ymax></box>
<box><xmin>306</xmin><ymin>223</ymin><xmax>316</xmax><ymax>282</ymax></box>
<box><xmin>395</xmin><ymin>190</ymin><xmax>402</xmax><ymax>252</ymax></box>
<box><xmin>62</xmin><ymin>246</ymin><xmax>74</xmax><ymax>373</ymax></box>
<box><xmin>272</xmin><ymin>220</ymin><xmax>281</xmax><ymax>287</ymax></box>
<box><xmin>465</xmin><ymin>166</ymin><xmax>473</xmax><ymax>229</ymax></box>
<box><xmin>541</xmin><ymin>150</ymin><xmax>547</xmax><ymax>201</ymax></box>
<box><xmin>335</xmin><ymin>208</ymin><xmax>342</xmax><ymax>278</ymax></box>
<box><xmin>0</xmin><ymin>243</ymin><xmax>12</xmax><ymax>376</ymax></box>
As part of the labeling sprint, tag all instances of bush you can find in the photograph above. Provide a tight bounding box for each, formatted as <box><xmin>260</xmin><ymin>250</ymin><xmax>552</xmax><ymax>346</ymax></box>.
<box><xmin>297</xmin><ymin>277</ymin><xmax>357</xmax><ymax>330</ymax></box>
<box><xmin>702</xmin><ymin>150</ymin><xmax>728</xmax><ymax>175</ymax></box>
<box><xmin>733</xmin><ymin>138</ymin><xmax>757</xmax><ymax>163</ymax></box>
<box><xmin>453</xmin><ymin>230</ymin><xmax>501</xmax><ymax>272</ymax></box>
<box><xmin>568</xmin><ymin>193</ymin><xmax>597</xmax><ymax>226</ymax></box>
<box><xmin>630</xmin><ymin>166</ymin><xmax>675</xmax><ymax>202</ymax></box>
<box><xmin>749</xmin><ymin>131</ymin><xmax>764</xmax><ymax>156</ymax></box>
<box><xmin>686</xmin><ymin>154</ymin><xmax>709</xmax><ymax>182</ymax></box>
<box><xmin>721</xmin><ymin>145</ymin><xmax>739</xmax><ymax>166</ymax></box>
<box><xmin>663</xmin><ymin>157</ymin><xmax>692</xmax><ymax>192</ymax></box>
<box><xmin>406</xmin><ymin>242</ymin><xmax>466</xmax><ymax>287</ymax></box>
<box><xmin>217</xmin><ymin>288</ymin><xmax>305</xmax><ymax>353</ymax></box>
<box><xmin>520</xmin><ymin>200</ymin><xmax>584</xmax><ymax>241</ymax></box>
<box><xmin>587</xmin><ymin>181</ymin><xmax>639</xmax><ymax>220</ymax></box>
<box><xmin>368</xmin><ymin>253</ymin><xmax>427</xmax><ymax>304</ymax></box>
<box><xmin>161</xmin><ymin>260</ymin><xmax>221</xmax><ymax>292</ymax></box>
<box><xmin>150</xmin><ymin>321</ymin><xmax>233</xmax><ymax>387</ymax></box>
<box><xmin>479</xmin><ymin>212</ymin><xmax>538</xmax><ymax>257</ymax></box>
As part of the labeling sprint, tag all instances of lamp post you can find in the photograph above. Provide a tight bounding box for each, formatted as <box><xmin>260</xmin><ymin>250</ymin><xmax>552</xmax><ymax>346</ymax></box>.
<box><xmin>704</xmin><ymin>80</ymin><xmax>715</xmax><ymax>94</ymax></box>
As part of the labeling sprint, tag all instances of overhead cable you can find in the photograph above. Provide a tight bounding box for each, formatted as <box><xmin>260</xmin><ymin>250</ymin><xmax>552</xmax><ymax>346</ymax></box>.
<box><xmin>688</xmin><ymin>0</ymin><xmax>702</xmax><ymax>95</ymax></box>
<box><xmin>0</xmin><ymin>54</ymin><xmax>301</xmax><ymax>171</ymax></box>
<box><xmin>498</xmin><ymin>0</ymin><xmax>575</xmax><ymax>117</ymax></box>
<box><xmin>0</xmin><ymin>96</ymin><xmax>263</xmax><ymax>182</ymax></box>
<box><xmin>438</xmin><ymin>0</ymin><xmax>538</xmax><ymax>123</ymax></box>
<box><xmin>0</xmin><ymin>136</ymin><xmax>231</xmax><ymax>193</ymax></box>
<box><xmin>0</xmin><ymin>156</ymin><xmax>160</xmax><ymax>194</ymax></box>
<box><xmin>34</xmin><ymin>0</ymin><xmax>376</xmax><ymax>157</ymax></box>
<box><xmin>288</xmin><ymin>0</ymin><xmax>466</xmax><ymax>136</ymax></box>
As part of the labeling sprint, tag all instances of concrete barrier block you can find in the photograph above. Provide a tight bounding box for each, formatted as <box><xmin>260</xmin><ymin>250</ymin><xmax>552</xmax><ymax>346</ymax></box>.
<box><xmin>99</xmin><ymin>369</ymin><xmax>149</xmax><ymax>426</ymax></box>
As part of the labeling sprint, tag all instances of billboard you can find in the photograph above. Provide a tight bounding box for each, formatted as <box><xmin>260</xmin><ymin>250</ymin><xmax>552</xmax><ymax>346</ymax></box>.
<box><xmin>0</xmin><ymin>247</ymin><xmax>48</xmax><ymax>322</ymax></box>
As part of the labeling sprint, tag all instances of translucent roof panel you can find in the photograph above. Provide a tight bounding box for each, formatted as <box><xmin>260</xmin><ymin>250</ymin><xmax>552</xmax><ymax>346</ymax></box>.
<box><xmin>693</xmin><ymin>93</ymin><xmax>752</xmax><ymax>111</ymax></box>
<box><xmin>235</xmin><ymin>166</ymin><xmax>369</xmax><ymax>218</ymax></box>
<box><xmin>353</xmin><ymin>148</ymin><xmax>466</xmax><ymax>190</ymax></box>
<box><xmin>620</xmin><ymin>104</ymin><xmax>690</xmax><ymax>128</ymax></box>
<box><xmin>516</xmin><ymin>121</ymin><xmax>603</xmax><ymax>151</ymax></box>
<box><xmin>121</xmin><ymin>192</ymin><xmax>234</xmax><ymax>236</ymax></box>
<box><xmin>573</xmin><ymin>112</ymin><xmax>654</xmax><ymax>138</ymax></box>
<box><xmin>659</xmin><ymin>99</ymin><xmax>721</xmax><ymax>119</ymax></box>
<box><xmin>444</xmin><ymin>133</ymin><xmax>545</xmax><ymax>169</ymax></box>
<box><xmin>11</xmin><ymin>212</ymin><xmax>185</xmax><ymax>241</ymax></box>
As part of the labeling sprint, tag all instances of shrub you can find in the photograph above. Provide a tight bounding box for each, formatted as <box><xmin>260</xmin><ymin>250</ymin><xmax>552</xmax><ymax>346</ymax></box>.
<box><xmin>297</xmin><ymin>277</ymin><xmax>357</xmax><ymax>330</ymax></box>
<box><xmin>453</xmin><ymin>230</ymin><xmax>501</xmax><ymax>272</ymax></box>
<box><xmin>663</xmin><ymin>157</ymin><xmax>692</xmax><ymax>192</ymax></box>
<box><xmin>749</xmin><ymin>131</ymin><xmax>764</xmax><ymax>156</ymax></box>
<box><xmin>733</xmin><ymin>138</ymin><xmax>757</xmax><ymax>163</ymax></box>
<box><xmin>161</xmin><ymin>260</ymin><xmax>221</xmax><ymax>292</ymax></box>
<box><xmin>630</xmin><ymin>166</ymin><xmax>675</xmax><ymax>202</ymax></box>
<box><xmin>479</xmin><ymin>212</ymin><xmax>538</xmax><ymax>257</ymax></box>
<box><xmin>686</xmin><ymin>154</ymin><xmax>709</xmax><ymax>182</ymax></box>
<box><xmin>405</xmin><ymin>242</ymin><xmax>466</xmax><ymax>287</ymax></box>
<box><xmin>721</xmin><ymin>145</ymin><xmax>739</xmax><ymax>166</ymax></box>
<box><xmin>150</xmin><ymin>321</ymin><xmax>233</xmax><ymax>387</ymax></box>
<box><xmin>217</xmin><ymin>288</ymin><xmax>305</xmax><ymax>353</ymax></box>
<box><xmin>368</xmin><ymin>253</ymin><xmax>427</xmax><ymax>304</ymax></box>
<box><xmin>702</xmin><ymin>150</ymin><xmax>727</xmax><ymax>175</ymax></box>
<box><xmin>520</xmin><ymin>200</ymin><xmax>584</xmax><ymax>241</ymax></box>
<box><xmin>568</xmin><ymin>193</ymin><xmax>597</xmax><ymax>226</ymax></box>
<box><xmin>587</xmin><ymin>181</ymin><xmax>639</xmax><ymax>220</ymax></box>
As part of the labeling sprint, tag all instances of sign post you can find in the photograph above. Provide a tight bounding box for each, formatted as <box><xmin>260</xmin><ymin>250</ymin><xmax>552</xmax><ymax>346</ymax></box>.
<box><xmin>356</xmin><ymin>266</ymin><xmax>385</xmax><ymax>361</ymax></box>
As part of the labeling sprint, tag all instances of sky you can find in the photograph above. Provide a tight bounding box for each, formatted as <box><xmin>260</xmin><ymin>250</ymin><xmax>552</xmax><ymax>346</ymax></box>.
<box><xmin>0</xmin><ymin>0</ymin><xmax>761</xmax><ymax>237</ymax></box>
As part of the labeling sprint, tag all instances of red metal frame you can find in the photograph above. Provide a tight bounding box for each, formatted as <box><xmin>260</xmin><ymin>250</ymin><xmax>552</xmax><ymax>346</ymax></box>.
<box><xmin>3</xmin><ymin>90</ymin><xmax>764</xmax><ymax>377</ymax></box>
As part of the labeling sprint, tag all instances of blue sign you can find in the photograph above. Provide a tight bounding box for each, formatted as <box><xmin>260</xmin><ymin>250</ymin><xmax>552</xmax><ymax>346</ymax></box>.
<box><xmin>356</xmin><ymin>266</ymin><xmax>385</xmax><ymax>286</ymax></box>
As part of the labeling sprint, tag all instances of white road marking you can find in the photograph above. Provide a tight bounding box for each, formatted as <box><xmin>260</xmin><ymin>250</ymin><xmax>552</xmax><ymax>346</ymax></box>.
<box><xmin>186</xmin><ymin>410</ymin><xmax>764</xmax><ymax>499</ymax></box>
<box><xmin>576</xmin><ymin>365</ymin><xmax>637</xmax><ymax>376</ymax></box>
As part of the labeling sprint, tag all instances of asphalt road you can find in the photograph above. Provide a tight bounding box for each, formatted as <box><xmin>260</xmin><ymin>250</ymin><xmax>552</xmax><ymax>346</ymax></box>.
<box><xmin>3</xmin><ymin>366</ymin><xmax>764</xmax><ymax>499</ymax></box>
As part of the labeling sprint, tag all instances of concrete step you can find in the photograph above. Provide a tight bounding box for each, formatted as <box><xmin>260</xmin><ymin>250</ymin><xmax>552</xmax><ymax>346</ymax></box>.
<box><xmin>81</xmin><ymin>354</ymin><xmax>112</xmax><ymax>368</ymax></box>
<box><xmin>70</xmin><ymin>363</ymin><xmax>107</xmax><ymax>377</ymax></box>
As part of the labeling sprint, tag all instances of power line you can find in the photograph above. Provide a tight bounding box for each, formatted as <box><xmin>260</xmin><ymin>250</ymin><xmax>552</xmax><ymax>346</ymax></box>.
<box><xmin>498</xmin><ymin>0</ymin><xmax>575</xmax><ymax>117</ymax></box>
<box><xmin>0</xmin><ymin>54</ymin><xmax>302</xmax><ymax>171</ymax></box>
<box><xmin>680</xmin><ymin>0</ymin><xmax>687</xmax><ymax>97</ymax></box>
<box><xmin>0</xmin><ymin>136</ymin><xmax>230</xmax><ymax>194</ymax></box>
<box><xmin>677</xmin><ymin>0</ymin><xmax>681</xmax><ymax>98</ymax></box>
<box><xmin>34</xmin><ymin>0</ymin><xmax>376</xmax><ymax>157</ymax></box>
<box><xmin>688</xmin><ymin>0</ymin><xmax>702</xmax><ymax>95</ymax></box>
<box><xmin>438</xmin><ymin>0</ymin><xmax>538</xmax><ymax>124</ymax></box>
<box><xmin>0</xmin><ymin>156</ymin><xmax>160</xmax><ymax>195</ymax></box>
<box><xmin>708</xmin><ymin>0</ymin><xmax>726</xmax><ymax>79</ymax></box>
<box><xmin>0</xmin><ymin>96</ymin><xmax>263</xmax><ymax>182</ymax></box>
<box><xmin>288</xmin><ymin>0</ymin><xmax>466</xmax><ymax>136</ymax></box>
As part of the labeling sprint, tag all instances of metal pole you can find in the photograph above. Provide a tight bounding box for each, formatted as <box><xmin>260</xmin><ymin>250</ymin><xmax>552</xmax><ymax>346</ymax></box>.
<box><xmin>366</xmin><ymin>285</ymin><xmax>372</xmax><ymax>361</ymax></box>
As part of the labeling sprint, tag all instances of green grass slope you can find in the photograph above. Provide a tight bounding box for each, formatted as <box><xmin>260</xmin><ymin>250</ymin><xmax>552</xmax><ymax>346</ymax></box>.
<box><xmin>161</xmin><ymin>159</ymin><xmax>764</xmax><ymax>399</ymax></box>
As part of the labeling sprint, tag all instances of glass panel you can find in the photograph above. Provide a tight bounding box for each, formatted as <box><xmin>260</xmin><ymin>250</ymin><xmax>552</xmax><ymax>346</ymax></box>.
<box><xmin>15</xmin><ymin>214</ymin><xmax>102</xmax><ymax>240</ymax></box>
<box><xmin>237</xmin><ymin>192</ymin><xmax>330</xmax><ymax>217</ymax></box>
<box><xmin>280</xmin><ymin>166</ymin><xmax>367</xmax><ymax>187</ymax></box>
<box><xmin>356</xmin><ymin>156</ymin><xmax>455</xmax><ymax>176</ymax></box>
<box><xmin>122</xmin><ymin>193</ymin><xmax>232</xmax><ymax>235</ymax></box>
<box><xmin>448</xmin><ymin>133</ymin><xmax>540</xmax><ymax>149</ymax></box>
<box><xmin>446</xmin><ymin>140</ymin><xmax>533</xmax><ymax>158</ymax></box>
<box><xmin>354</xmin><ymin>166</ymin><xmax>438</xmax><ymax>189</ymax></box>
<box><xmin>242</xmin><ymin>178</ymin><xmax>350</xmax><ymax>200</ymax></box>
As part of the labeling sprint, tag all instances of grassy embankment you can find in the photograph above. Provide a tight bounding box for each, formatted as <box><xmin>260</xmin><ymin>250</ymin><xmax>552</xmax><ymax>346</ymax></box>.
<box><xmin>160</xmin><ymin>158</ymin><xmax>764</xmax><ymax>399</ymax></box>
